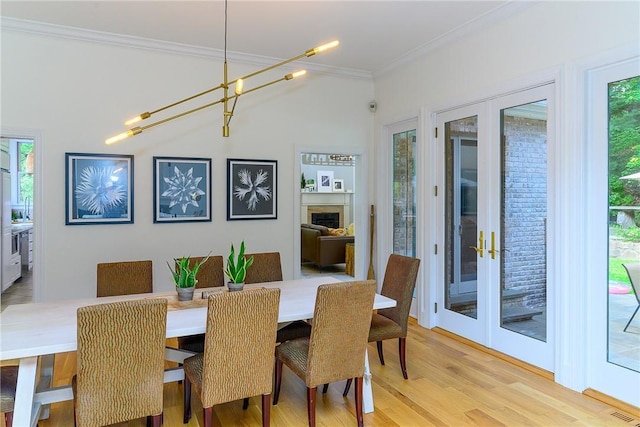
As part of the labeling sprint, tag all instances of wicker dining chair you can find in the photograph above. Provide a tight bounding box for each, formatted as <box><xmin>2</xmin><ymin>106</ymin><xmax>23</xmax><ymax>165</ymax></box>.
<box><xmin>176</xmin><ymin>255</ymin><xmax>225</xmax><ymax>353</ymax></box>
<box><xmin>0</xmin><ymin>366</ymin><xmax>19</xmax><ymax>427</ymax></box>
<box><xmin>183</xmin><ymin>288</ymin><xmax>281</xmax><ymax>427</ymax></box>
<box><xmin>622</xmin><ymin>263</ymin><xmax>640</xmax><ymax>332</ymax></box>
<box><xmin>73</xmin><ymin>298</ymin><xmax>167</xmax><ymax>427</ymax></box>
<box><xmin>178</xmin><ymin>255</ymin><xmax>225</xmax><ymax>289</ymax></box>
<box><xmin>343</xmin><ymin>254</ymin><xmax>420</xmax><ymax>396</ymax></box>
<box><xmin>244</xmin><ymin>252</ymin><xmax>283</xmax><ymax>284</ymax></box>
<box><xmin>273</xmin><ymin>280</ymin><xmax>376</xmax><ymax>427</ymax></box>
<box><xmin>245</xmin><ymin>252</ymin><xmax>313</xmax><ymax>344</ymax></box>
<box><xmin>96</xmin><ymin>260</ymin><xmax>153</xmax><ymax>297</ymax></box>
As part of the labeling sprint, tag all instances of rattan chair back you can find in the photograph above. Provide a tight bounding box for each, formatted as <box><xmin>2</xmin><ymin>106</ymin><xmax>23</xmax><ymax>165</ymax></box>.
<box><xmin>96</xmin><ymin>260</ymin><xmax>153</xmax><ymax>297</ymax></box>
<box><xmin>74</xmin><ymin>298</ymin><xmax>167</xmax><ymax>426</ymax></box>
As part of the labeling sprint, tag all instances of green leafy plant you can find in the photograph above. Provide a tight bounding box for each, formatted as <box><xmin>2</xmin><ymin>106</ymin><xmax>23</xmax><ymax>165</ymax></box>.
<box><xmin>168</xmin><ymin>255</ymin><xmax>210</xmax><ymax>288</ymax></box>
<box><xmin>224</xmin><ymin>241</ymin><xmax>254</xmax><ymax>284</ymax></box>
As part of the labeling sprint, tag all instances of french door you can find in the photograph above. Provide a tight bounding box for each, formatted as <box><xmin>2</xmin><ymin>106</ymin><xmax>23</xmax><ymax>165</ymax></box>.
<box><xmin>436</xmin><ymin>84</ymin><xmax>554</xmax><ymax>370</ymax></box>
<box><xmin>586</xmin><ymin>57</ymin><xmax>640</xmax><ymax>405</ymax></box>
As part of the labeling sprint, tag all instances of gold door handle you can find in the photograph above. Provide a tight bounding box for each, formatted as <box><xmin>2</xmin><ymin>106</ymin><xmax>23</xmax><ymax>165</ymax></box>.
<box><xmin>469</xmin><ymin>230</ymin><xmax>484</xmax><ymax>258</ymax></box>
<box><xmin>488</xmin><ymin>231</ymin><xmax>500</xmax><ymax>259</ymax></box>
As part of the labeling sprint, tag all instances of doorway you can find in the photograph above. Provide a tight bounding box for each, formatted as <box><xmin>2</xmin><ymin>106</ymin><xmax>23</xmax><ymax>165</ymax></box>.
<box><xmin>1</xmin><ymin>134</ymin><xmax>36</xmax><ymax>310</ymax></box>
<box><xmin>436</xmin><ymin>84</ymin><xmax>555</xmax><ymax>370</ymax></box>
<box><xmin>585</xmin><ymin>56</ymin><xmax>640</xmax><ymax>405</ymax></box>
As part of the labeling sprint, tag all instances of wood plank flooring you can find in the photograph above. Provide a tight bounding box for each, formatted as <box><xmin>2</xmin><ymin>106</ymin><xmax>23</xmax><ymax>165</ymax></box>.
<box><xmin>6</xmin><ymin>322</ymin><xmax>639</xmax><ymax>426</ymax></box>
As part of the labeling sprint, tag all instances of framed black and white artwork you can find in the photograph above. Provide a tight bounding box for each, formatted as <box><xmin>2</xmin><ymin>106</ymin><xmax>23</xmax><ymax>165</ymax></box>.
<box><xmin>317</xmin><ymin>170</ymin><xmax>334</xmax><ymax>192</ymax></box>
<box><xmin>65</xmin><ymin>153</ymin><xmax>134</xmax><ymax>225</ymax></box>
<box><xmin>227</xmin><ymin>158</ymin><xmax>277</xmax><ymax>220</ymax></box>
<box><xmin>153</xmin><ymin>157</ymin><xmax>212</xmax><ymax>223</ymax></box>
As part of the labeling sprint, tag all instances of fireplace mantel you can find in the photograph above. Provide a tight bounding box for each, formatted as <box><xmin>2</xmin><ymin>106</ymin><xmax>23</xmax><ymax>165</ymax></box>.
<box><xmin>301</xmin><ymin>191</ymin><xmax>353</xmax><ymax>228</ymax></box>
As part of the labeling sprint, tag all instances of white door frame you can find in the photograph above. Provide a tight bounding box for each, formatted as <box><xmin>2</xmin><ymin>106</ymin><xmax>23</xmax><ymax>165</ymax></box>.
<box><xmin>0</xmin><ymin>126</ymin><xmax>43</xmax><ymax>303</ymax></box>
<box><xmin>584</xmin><ymin>54</ymin><xmax>640</xmax><ymax>406</ymax></box>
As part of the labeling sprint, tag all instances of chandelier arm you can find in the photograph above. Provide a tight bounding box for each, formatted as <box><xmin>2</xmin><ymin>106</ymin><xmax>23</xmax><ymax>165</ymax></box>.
<box><xmin>148</xmin><ymin>84</ymin><xmax>225</xmax><ymax>116</ymax></box>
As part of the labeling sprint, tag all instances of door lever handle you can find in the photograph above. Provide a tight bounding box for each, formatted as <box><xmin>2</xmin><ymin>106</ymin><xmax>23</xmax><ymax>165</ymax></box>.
<box><xmin>469</xmin><ymin>230</ymin><xmax>484</xmax><ymax>258</ymax></box>
<box><xmin>488</xmin><ymin>231</ymin><xmax>500</xmax><ymax>259</ymax></box>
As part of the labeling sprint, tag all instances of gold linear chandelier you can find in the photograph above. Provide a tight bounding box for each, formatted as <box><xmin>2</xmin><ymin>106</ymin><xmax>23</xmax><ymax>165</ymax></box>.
<box><xmin>106</xmin><ymin>1</ymin><xmax>338</xmax><ymax>145</ymax></box>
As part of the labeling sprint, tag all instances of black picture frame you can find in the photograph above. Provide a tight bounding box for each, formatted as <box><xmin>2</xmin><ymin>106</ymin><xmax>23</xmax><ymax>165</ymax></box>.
<box><xmin>227</xmin><ymin>158</ymin><xmax>277</xmax><ymax>220</ymax></box>
<box><xmin>153</xmin><ymin>156</ymin><xmax>212</xmax><ymax>223</ymax></box>
<box><xmin>65</xmin><ymin>153</ymin><xmax>134</xmax><ymax>225</ymax></box>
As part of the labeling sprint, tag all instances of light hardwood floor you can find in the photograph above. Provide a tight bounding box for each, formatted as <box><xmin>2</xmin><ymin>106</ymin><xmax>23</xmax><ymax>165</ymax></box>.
<box><xmin>5</xmin><ymin>322</ymin><xmax>639</xmax><ymax>426</ymax></box>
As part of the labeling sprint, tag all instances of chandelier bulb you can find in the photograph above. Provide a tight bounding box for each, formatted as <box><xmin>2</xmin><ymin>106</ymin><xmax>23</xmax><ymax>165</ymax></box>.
<box><xmin>235</xmin><ymin>78</ymin><xmax>244</xmax><ymax>95</ymax></box>
<box><xmin>105</xmin><ymin>127</ymin><xmax>142</xmax><ymax>145</ymax></box>
<box><xmin>124</xmin><ymin>112</ymin><xmax>150</xmax><ymax>126</ymax></box>
<box><xmin>307</xmin><ymin>40</ymin><xmax>339</xmax><ymax>57</ymax></box>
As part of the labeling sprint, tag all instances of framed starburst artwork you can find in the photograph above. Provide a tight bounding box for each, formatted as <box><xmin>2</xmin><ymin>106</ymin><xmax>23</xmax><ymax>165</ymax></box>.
<box><xmin>65</xmin><ymin>153</ymin><xmax>134</xmax><ymax>225</ymax></box>
<box><xmin>153</xmin><ymin>157</ymin><xmax>212</xmax><ymax>223</ymax></box>
<box><xmin>227</xmin><ymin>158</ymin><xmax>277</xmax><ymax>220</ymax></box>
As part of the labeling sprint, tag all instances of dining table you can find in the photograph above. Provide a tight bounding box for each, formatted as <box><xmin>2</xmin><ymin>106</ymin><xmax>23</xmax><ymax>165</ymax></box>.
<box><xmin>0</xmin><ymin>276</ymin><xmax>395</xmax><ymax>426</ymax></box>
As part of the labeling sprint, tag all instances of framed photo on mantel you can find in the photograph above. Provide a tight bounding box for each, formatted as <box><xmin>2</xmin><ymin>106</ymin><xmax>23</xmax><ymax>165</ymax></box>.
<box><xmin>317</xmin><ymin>170</ymin><xmax>334</xmax><ymax>193</ymax></box>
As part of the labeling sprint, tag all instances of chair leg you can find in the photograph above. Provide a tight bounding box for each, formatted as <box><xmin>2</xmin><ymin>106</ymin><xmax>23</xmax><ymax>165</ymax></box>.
<box><xmin>5</xmin><ymin>412</ymin><xmax>13</xmax><ymax>427</ymax></box>
<box><xmin>376</xmin><ymin>341</ymin><xmax>385</xmax><ymax>365</ymax></box>
<box><xmin>203</xmin><ymin>406</ymin><xmax>214</xmax><ymax>427</ymax></box>
<box><xmin>262</xmin><ymin>394</ymin><xmax>271</xmax><ymax>427</ymax></box>
<box><xmin>355</xmin><ymin>377</ymin><xmax>364</xmax><ymax>427</ymax></box>
<box><xmin>343</xmin><ymin>378</ymin><xmax>353</xmax><ymax>397</ymax></box>
<box><xmin>399</xmin><ymin>337</ymin><xmax>408</xmax><ymax>379</ymax></box>
<box><xmin>243</xmin><ymin>397</ymin><xmax>249</xmax><ymax>410</ymax></box>
<box><xmin>322</xmin><ymin>384</ymin><xmax>329</xmax><ymax>394</ymax></box>
<box><xmin>273</xmin><ymin>358</ymin><xmax>283</xmax><ymax>405</ymax></box>
<box><xmin>183</xmin><ymin>375</ymin><xmax>192</xmax><ymax>424</ymax></box>
<box><xmin>149</xmin><ymin>414</ymin><xmax>162</xmax><ymax>427</ymax></box>
<box><xmin>624</xmin><ymin>305</ymin><xmax>639</xmax><ymax>332</ymax></box>
<box><xmin>307</xmin><ymin>386</ymin><xmax>317</xmax><ymax>427</ymax></box>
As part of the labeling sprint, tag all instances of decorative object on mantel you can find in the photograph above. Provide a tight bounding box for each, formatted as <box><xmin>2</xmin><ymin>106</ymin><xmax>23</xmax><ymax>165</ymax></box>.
<box><xmin>104</xmin><ymin>0</ymin><xmax>338</xmax><ymax>144</ymax></box>
<box><xmin>317</xmin><ymin>170</ymin><xmax>334</xmax><ymax>193</ymax></box>
<box><xmin>224</xmin><ymin>241</ymin><xmax>254</xmax><ymax>291</ymax></box>
<box><xmin>169</xmin><ymin>255</ymin><xmax>211</xmax><ymax>301</ymax></box>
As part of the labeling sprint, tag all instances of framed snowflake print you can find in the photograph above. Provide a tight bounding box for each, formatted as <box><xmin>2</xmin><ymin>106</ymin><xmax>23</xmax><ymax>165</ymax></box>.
<box><xmin>227</xmin><ymin>158</ymin><xmax>277</xmax><ymax>220</ymax></box>
<box><xmin>65</xmin><ymin>153</ymin><xmax>134</xmax><ymax>225</ymax></box>
<box><xmin>153</xmin><ymin>157</ymin><xmax>212</xmax><ymax>223</ymax></box>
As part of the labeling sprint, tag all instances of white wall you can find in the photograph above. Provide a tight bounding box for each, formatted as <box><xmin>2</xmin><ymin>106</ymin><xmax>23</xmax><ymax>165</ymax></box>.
<box><xmin>372</xmin><ymin>0</ymin><xmax>638</xmax><ymax>398</ymax></box>
<box><xmin>1</xmin><ymin>29</ymin><xmax>373</xmax><ymax>300</ymax></box>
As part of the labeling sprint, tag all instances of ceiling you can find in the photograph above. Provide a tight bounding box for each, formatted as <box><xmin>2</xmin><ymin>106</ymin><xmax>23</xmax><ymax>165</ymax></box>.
<box><xmin>1</xmin><ymin>1</ymin><xmax>520</xmax><ymax>76</ymax></box>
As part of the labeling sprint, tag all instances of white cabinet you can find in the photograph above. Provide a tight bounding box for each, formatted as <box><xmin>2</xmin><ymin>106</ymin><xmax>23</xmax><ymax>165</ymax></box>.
<box><xmin>21</xmin><ymin>229</ymin><xmax>33</xmax><ymax>270</ymax></box>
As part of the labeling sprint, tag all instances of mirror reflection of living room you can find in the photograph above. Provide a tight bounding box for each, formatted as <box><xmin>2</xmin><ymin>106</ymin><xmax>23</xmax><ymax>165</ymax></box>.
<box><xmin>300</xmin><ymin>153</ymin><xmax>356</xmax><ymax>279</ymax></box>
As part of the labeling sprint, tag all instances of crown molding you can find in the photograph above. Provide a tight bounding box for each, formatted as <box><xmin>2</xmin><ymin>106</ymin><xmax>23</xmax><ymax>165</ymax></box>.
<box><xmin>373</xmin><ymin>1</ymin><xmax>534</xmax><ymax>79</ymax></box>
<box><xmin>1</xmin><ymin>16</ymin><xmax>372</xmax><ymax>81</ymax></box>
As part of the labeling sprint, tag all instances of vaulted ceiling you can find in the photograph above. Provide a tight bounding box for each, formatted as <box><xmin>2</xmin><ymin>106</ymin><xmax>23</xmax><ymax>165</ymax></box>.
<box><xmin>1</xmin><ymin>1</ymin><xmax>524</xmax><ymax>76</ymax></box>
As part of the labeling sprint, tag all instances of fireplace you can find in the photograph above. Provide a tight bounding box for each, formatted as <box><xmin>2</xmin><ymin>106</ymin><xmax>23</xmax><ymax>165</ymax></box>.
<box><xmin>312</xmin><ymin>212</ymin><xmax>340</xmax><ymax>228</ymax></box>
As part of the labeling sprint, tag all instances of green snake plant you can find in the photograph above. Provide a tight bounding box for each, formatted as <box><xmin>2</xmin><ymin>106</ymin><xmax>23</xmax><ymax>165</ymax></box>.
<box><xmin>168</xmin><ymin>254</ymin><xmax>210</xmax><ymax>288</ymax></box>
<box><xmin>223</xmin><ymin>241</ymin><xmax>254</xmax><ymax>284</ymax></box>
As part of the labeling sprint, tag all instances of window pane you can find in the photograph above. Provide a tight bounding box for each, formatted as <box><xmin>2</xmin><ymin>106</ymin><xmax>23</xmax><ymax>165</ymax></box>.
<box><xmin>392</xmin><ymin>129</ymin><xmax>416</xmax><ymax>257</ymax></box>
<box><xmin>608</xmin><ymin>75</ymin><xmax>640</xmax><ymax>372</ymax></box>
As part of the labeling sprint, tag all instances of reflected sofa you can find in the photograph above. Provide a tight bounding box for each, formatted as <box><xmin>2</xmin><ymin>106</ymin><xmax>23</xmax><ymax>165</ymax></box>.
<box><xmin>301</xmin><ymin>223</ymin><xmax>354</xmax><ymax>269</ymax></box>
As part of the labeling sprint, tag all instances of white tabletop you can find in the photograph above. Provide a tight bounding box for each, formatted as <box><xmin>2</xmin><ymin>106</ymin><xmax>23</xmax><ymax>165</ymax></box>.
<box><xmin>1</xmin><ymin>276</ymin><xmax>395</xmax><ymax>361</ymax></box>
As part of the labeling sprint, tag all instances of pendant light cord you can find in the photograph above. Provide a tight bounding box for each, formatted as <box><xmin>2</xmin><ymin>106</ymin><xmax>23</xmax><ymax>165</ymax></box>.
<box><xmin>224</xmin><ymin>0</ymin><xmax>228</xmax><ymax>62</ymax></box>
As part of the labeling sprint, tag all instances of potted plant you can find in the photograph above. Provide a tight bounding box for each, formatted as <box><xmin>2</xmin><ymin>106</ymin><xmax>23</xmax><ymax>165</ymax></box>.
<box><xmin>168</xmin><ymin>254</ymin><xmax>210</xmax><ymax>301</ymax></box>
<box><xmin>223</xmin><ymin>241</ymin><xmax>254</xmax><ymax>291</ymax></box>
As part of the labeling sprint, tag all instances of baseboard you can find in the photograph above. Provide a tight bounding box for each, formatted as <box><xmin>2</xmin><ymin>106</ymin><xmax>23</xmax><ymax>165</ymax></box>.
<box><xmin>583</xmin><ymin>388</ymin><xmax>640</xmax><ymax>419</ymax></box>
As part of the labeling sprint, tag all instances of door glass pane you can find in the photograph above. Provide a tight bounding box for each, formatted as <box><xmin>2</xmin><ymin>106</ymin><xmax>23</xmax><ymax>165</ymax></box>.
<box><xmin>445</xmin><ymin>117</ymin><xmax>478</xmax><ymax>318</ymax></box>
<box><xmin>393</xmin><ymin>130</ymin><xmax>416</xmax><ymax>257</ymax></box>
<box><xmin>500</xmin><ymin>101</ymin><xmax>548</xmax><ymax>341</ymax></box>
<box><xmin>608</xmin><ymin>75</ymin><xmax>640</xmax><ymax>372</ymax></box>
